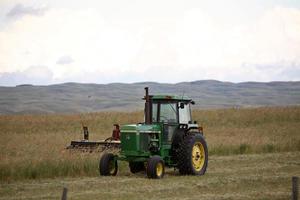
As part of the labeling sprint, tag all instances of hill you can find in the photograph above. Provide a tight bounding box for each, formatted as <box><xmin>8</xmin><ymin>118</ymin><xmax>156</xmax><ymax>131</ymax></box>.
<box><xmin>0</xmin><ymin>80</ymin><xmax>299</xmax><ymax>114</ymax></box>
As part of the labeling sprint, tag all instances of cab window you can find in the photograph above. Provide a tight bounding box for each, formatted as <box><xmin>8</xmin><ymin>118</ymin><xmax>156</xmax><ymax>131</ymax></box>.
<box><xmin>152</xmin><ymin>103</ymin><xmax>158</xmax><ymax>122</ymax></box>
<box><xmin>179</xmin><ymin>103</ymin><xmax>191</xmax><ymax>124</ymax></box>
<box><xmin>159</xmin><ymin>103</ymin><xmax>177</xmax><ymax>123</ymax></box>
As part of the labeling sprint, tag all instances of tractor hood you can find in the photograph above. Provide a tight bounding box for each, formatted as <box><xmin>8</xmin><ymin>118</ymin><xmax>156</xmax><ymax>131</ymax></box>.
<box><xmin>121</xmin><ymin>123</ymin><xmax>161</xmax><ymax>133</ymax></box>
<box><xmin>120</xmin><ymin>123</ymin><xmax>162</xmax><ymax>156</ymax></box>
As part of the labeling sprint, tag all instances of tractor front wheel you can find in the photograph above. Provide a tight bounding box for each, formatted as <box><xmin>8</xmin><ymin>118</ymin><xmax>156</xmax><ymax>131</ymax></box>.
<box><xmin>146</xmin><ymin>156</ymin><xmax>165</xmax><ymax>179</ymax></box>
<box><xmin>99</xmin><ymin>153</ymin><xmax>118</xmax><ymax>176</ymax></box>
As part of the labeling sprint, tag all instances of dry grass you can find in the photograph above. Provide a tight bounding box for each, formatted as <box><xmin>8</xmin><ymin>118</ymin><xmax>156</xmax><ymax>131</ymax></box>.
<box><xmin>0</xmin><ymin>152</ymin><xmax>299</xmax><ymax>200</ymax></box>
<box><xmin>0</xmin><ymin>107</ymin><xmax>299</xmax><ymax>181</ymax></box>
<box><xmin>197</xmin><ymin>107</ymin><xmax>300</xmax><ymax>154</ymax></box>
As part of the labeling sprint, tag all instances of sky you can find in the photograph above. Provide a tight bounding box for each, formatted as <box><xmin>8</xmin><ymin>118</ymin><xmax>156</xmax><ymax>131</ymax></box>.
<box><xmin>0</xmin><ymin>0</ymin><xmax>300</xmax><ymax>86</ymax></box>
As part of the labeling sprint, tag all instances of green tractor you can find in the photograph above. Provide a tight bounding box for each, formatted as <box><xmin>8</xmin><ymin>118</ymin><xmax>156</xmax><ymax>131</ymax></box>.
<box><xmin>99</xmin><ymin>87</ymin><xmax>208</xmax><ymax>179</ymax></box>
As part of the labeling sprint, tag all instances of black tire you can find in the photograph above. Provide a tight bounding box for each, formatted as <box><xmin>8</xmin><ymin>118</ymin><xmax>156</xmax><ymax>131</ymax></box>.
<box><xmin>146</xmin><ymin>156</ymin><xmax>165</xmax><ymax>179</ymax></box>
<box><xmin>178</xmin><ymin>134</ymin><xmax>208</xmax><ymax>175</ymax></box>
<box><xmin>99</xmin><ymin>153</ymin><xmax>118</xmax><ymax>176</ymax></box>
<box><xmin>129</xmin><ymin>162</ymin><xmax>145</xmax><ymax>173</ymax></box>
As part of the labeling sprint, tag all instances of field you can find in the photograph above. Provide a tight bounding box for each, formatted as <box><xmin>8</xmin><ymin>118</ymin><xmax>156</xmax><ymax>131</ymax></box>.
<box><xmin>0</xmin><ymin>107</ymin><xmax>300</xmax><ymax>199</ymax></box>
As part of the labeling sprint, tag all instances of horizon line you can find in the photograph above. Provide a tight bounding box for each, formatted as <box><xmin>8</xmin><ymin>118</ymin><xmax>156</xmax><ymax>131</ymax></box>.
<box><xmin>1</xmin><ymin>79</ymin><xmax>299</xmax><ymax>87</ymax></box>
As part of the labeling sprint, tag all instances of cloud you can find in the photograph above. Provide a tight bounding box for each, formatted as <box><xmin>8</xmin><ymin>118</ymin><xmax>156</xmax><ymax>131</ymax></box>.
<box><xmin>0</xmin><ymin>4</ymin><xmax>299</xmax><ymax>85</ymax></box>
<box><xmin>0</xmin><ymin>7</ymin><xmax>141</xmax><ymax>79</ymax></box>
<box><xmin>56</xmin><ymin>55</ymin><xmax>74</xmax><ymax>65</ymax></box>
<box><xmin>276</xmin><ymin>62</ymin><xmax>300</xmax><ymax>81</ymax></box>
<box><xmin>169</xmin><ymin>6</ymin><xmax>300</xmax><ymax>82</ymax></box>
<box><xmin>0</xmin><ymin>66</ymin><xmax>53</xmax><ymax>86</ymax></box>
<box><xmin>6</xmin><ymin>3</ymin><xmax>48</xmax><ymax>18</ymax></box>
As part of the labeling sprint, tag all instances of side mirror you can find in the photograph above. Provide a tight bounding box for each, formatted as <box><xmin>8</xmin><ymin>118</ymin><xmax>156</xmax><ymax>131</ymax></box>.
<box><xmin>179</xmin><ymin>102</ymin><xmax>185</xmax><ymax>109</ymax></box>
<box><xmin>191</xmin><ymin>101</ymin><xmax>195</xmax><ymax>105</ymax></box>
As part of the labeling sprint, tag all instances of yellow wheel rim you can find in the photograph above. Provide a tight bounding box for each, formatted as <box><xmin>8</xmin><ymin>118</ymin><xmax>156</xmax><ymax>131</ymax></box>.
<box><xmin>156</xmin><ymin>162</ymin><xmax>163</xmax><ymax>177</ymax></box>
<box><xmin>192</xmin><ymin>142</ymin><xmax>205</xmax><ymax>171</ymax></box>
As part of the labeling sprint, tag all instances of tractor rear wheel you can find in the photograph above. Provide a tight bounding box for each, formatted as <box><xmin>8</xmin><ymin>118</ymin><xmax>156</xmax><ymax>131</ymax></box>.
<box><xmin>178</xmin><ymin>134</ymin><xmax>208</xmax><ymax>175</ymax></box>
<box><xmin>99</xmin><ymin>153</ymin><xmax>118</xmax><ymax>176</ymax></box>
<box><xmin>146</xmin><ymin>156</ymin><xmax>165</xmax><ymax>179</ymax></box>
<box><xmin>129</xmin><ymin>162</ymin><xmax>145</xmax><ymax>173</ymax></box>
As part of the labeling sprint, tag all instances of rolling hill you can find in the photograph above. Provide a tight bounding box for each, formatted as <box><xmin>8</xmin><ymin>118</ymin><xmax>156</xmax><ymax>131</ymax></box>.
<box><xmin>0</xmin><ymin>80</ymin><xmax>299</xmax><ymax>114</ymax></box>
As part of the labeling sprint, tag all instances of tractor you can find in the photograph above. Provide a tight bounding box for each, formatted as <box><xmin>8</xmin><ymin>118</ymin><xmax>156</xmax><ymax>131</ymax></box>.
<box><xmin>99</xmin><ymin>87</ymin><xmax>208</xmax><ymax>179</ymax></box>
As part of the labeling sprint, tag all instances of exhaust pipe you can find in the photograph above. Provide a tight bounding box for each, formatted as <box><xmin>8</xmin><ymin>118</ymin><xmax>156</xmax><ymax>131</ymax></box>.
<box><xmin>144</xmin><ymin>87</ymin><xmax>151</xmax><ymax>124</ymax></box>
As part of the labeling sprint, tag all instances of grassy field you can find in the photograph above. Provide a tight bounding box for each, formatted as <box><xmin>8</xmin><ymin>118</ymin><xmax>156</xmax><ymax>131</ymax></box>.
<box><xmin>0</xmin><ymin>152</ymin><xmax>299</xmax><ymax>199</ymax></box>
<box><xmin>0</xmin><ymin>106</ymin><xmax>299</xmax><ymax>199</ymax></box>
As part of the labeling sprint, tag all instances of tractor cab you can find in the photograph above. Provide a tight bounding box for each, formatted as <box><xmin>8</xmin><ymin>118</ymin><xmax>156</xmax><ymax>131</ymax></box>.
<box><xmin>144</xmin><ymin>87</ymin><xmax>193</xmax><ymax>125</ymax></box>
<box><xmin>144</xmin><ymin>87</ymin><xmax>199</xmax><ymax>145</ymax></box>
<box><xmin>149</xmin><ymin>96</ymin><xmax>196</xmax><ymax>144</ymax></box>
<box><xmin>151</xmin><ymin>96</ymin><xmax>193</xmax><ymax>124</ymax></box>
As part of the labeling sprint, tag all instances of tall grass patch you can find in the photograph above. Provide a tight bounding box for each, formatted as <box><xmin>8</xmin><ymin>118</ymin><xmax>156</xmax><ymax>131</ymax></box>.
<box><xmin>0</xmin><ymin>107</ymin><xmax>300</xmax><ymax>181</ymax></box>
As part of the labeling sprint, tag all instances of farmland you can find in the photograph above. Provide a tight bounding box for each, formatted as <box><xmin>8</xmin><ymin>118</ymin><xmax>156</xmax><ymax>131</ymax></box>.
<box><xmin>0</xmin><ymin>106</ymin><xmax>300</xmax><ymax>199</ymax></box>
<box><xmin>0</xmin><ymin>152</ymin><xmax>299</xmax><ymax>200</ymax></box>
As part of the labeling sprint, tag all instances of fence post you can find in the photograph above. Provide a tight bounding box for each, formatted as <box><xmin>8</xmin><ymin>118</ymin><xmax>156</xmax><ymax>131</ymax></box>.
<box><xmin>292</xmin><ymin>176</ymin><xmax>299</xmax><ymax>200</ymax></box>
<box><xmin>61</xmin><ymin>187</ymin><xmax>68</xmax><ymax>200</ymax></box>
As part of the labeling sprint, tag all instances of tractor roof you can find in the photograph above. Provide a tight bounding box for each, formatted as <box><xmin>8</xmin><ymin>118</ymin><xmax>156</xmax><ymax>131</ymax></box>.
<box><xmin>151</xmin><ymin>95</ymin><xmax>192</xmax><ymax>101</ymax></box>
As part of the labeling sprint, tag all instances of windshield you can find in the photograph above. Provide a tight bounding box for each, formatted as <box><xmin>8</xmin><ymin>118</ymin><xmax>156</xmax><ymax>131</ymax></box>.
<box><xmin>152</xmin><ymin>102</ymin><xmax>178</xmax><ymax>123</ymax></box>
<box><xmin>160</xmin><ymin>103</ymin><xmax>177</xmax><ymax>123</ymax></box>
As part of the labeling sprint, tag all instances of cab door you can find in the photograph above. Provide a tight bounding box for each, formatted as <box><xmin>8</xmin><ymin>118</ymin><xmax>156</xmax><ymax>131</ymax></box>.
<box><xmin>158</xmin><ymin>102</ymin><xmax>179</xmax><ymax>144</ymax></box>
